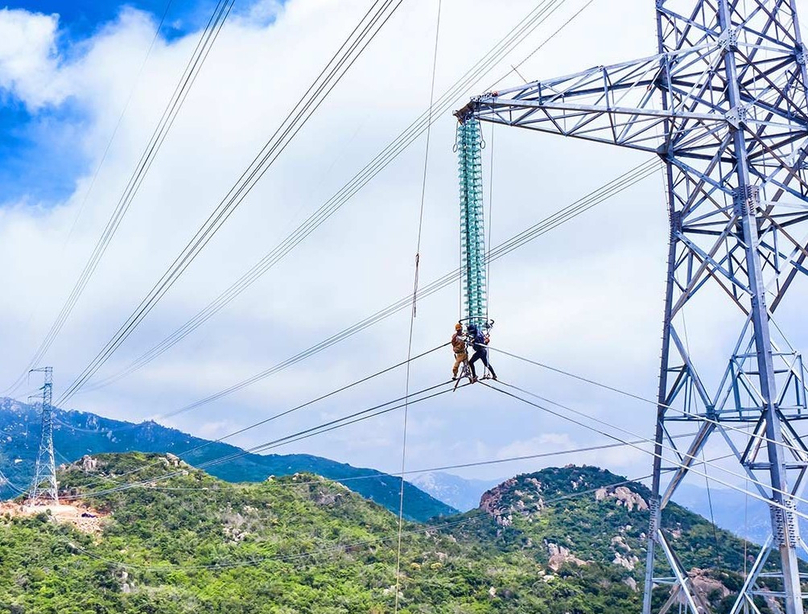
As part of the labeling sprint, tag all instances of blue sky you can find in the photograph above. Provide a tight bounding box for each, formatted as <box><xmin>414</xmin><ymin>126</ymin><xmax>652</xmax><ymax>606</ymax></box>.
<box><xmin>6</xmin><ymin>0</ymin><xmax>218</xmax><ymax>39</ymax></box>
<box><xmin>0</xmin><ymin>0</ymin><xmax>226</xmax><ymax>204</ymax></box>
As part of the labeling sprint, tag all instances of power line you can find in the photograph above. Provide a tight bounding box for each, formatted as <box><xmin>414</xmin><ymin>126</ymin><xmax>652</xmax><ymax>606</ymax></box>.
<box><xmin>64</xmin><ymin>351</ymin><xmax>748</xmax><ymax>504</ymax></box>
<box><xmin>63</xmin><ymin>379</ymin><xmax>458</xmax><ymax>499</ymax></box>
<box><xmin>3</xmin><ymin>0</ymin><xmax>235</xmax><ymax>396</ymax></box>
<box><xmin>62</xmin><ymin>0</ymin><xmax>177</xmax><ymax>248</ymax></box>
<box><xmin>56</xmin><ymin>0</ymin><xmax>406</xmax><ymax>405</ymax></box>
<box><xmin>121</xmin><ymin>159</ymin><xmax>659</xmax><ymax>421</ymax></box>
<box><xmin>57</xmin><ymin>343</ymin><xmax>448</xmax><ymax>493</ymax></box>
<box><xmin>491</xmin><ymin>346</ymin><xmax>808</xmax><ymax>465</ymax></box>
<box><xmin>481</xmin><ymin>380</ymin><xmax>808</xmax><ymax>522</ymax></box>
<box><xmin>53</xmin><ymin>432</ymin><xmax>700</xmax><ymax>497</ymax></box>
<box><xmin>79</xmin><ymin>0</ymin><xmax>589</xmax><ymax>394</ymax></box>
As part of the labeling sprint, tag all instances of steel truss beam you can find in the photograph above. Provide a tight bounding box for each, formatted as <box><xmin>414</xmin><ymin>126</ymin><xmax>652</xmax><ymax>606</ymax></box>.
<box><xmin>457</xmin><ymin>1</ymin><xmax>808</xmax><ymax>613</ymax></box>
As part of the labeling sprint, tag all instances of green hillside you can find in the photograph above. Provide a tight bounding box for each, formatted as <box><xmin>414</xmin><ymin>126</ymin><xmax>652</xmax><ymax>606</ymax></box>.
<box><xmin>0</xmin><ymin>398</ymin><xmax>455</xmax><ymax>521</ymax></box>
<box><xmin>0</xmin><ymin>455</ymin><xmax>766</xmax><ymax>613</ymax></box>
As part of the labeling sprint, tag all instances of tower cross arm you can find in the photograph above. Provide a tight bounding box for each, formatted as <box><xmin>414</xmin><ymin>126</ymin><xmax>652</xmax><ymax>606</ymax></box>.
<box><xmin>457</xmin><ymin>40</ymin><xmax>806</xmax><ymax>156</ymax></box>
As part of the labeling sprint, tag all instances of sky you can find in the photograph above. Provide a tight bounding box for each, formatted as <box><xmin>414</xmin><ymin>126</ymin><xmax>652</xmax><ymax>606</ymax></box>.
<box><xmin>1</xmin><ymin>0</ymin><xmax>807</xmax><ymax>492</ymax></box>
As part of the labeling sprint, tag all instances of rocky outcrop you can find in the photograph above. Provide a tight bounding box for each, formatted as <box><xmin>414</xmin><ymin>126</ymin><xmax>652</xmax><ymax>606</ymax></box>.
<box><xmin>314</xmin><ymin>491</ymin><xmax>343</xmax><ymax>506</ymax></box>
<box><xmin>594</xmin><ymin>485</ymin><xmax>648</xmax><ymax>511</ymax></box>
<box><xmin>480</xmin><ymin>477</ymin><xmax>545</xmax><ymax>527</ymax></box>
<box><xmin>612</xmin><ymin>551</ymin><xmax>640</xmax><ymax>570</ymax></box>
<box><xmin>81</xmin><ymin>455</ymin><xmax>98</xmax><ymax>472</ymax></box>
<box><xmin>480</xmin><ymin>478</ymin><xmax>517</xmax><ymax>526</ymax></box>
<box><xmin>546</xmin><ymin>542</ymin><xmax>588</xmax><ymax>571</ymax></box>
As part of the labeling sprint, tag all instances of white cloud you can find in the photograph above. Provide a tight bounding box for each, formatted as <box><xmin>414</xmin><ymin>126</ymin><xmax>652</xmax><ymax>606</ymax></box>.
<box><xmin>0</xmin><ymin>8</ymin><xmax>70</xmax><ymax>109</ymax></box>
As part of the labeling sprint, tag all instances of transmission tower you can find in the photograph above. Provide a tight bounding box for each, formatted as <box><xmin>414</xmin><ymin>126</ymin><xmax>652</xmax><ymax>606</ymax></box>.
<box><xmin>457</xmin><ymin>1</ymin><xmax>808</xmax><ymax>613</ymax></box>
<box><xmin>29</xmin><ymin>367</ymin><xmax>58</xmax><ymax>506</ymax></box>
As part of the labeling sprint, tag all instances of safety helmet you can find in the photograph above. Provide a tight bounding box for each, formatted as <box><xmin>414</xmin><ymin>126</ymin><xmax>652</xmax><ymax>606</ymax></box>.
<box><xmin>455</xmin><ymin>323</ymin><xmax>462</xmax><ymax>331</ymax></box>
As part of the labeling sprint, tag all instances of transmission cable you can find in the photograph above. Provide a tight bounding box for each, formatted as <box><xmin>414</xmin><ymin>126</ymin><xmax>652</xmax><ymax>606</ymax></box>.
<box><xmin>481</xmin><ymin>380</ymin><xmax>808</xmax><ymax>520</ymax></box>
<box><xmin>3</xmin><ymin>0</ymin><xmax>235</xmax><ymax>396</ymax></box>
<box><xmin>62</xmin><ymin>0</ymin><xmax>177</xmax><ymax>248</ymax></box>
<box><xmin>491</xmin><ymin>346</ymin><xmax>808</xmax><ymax>463</ymax></box>
<box><xmin>64</xmin><ymin>379</ymin><xmax>456</xmax><ymax>498</ymax></box>
<box><xmin>63</xmin><ymin>431</ymin><xmax>699</xmax><ymax>497</ymax></box>
<box><xmin>227</xmin><ymin>383</ymin><xmax>791</xmax><ymax>512</ymax></box>
<box><xmin>55</xmin><ymin>0</ymin><xmax>405</xmax><ymax>405</ymax></box>
<box><xmin>58</xmin><ymin>343</ymin><xmax>448</xmax><ymax>492</ymax></box>
<box><xmin>113</xmin><ymin>159</ymin><xmax>658</xmax><ymax>423</ymax></box>
<box><xmin>65</xmin><ymin>357</ymin><xmax>747</xmax><ymax>502</ymax></box>
<box><xmin>79</xmin><ymin>0</ymin><xmax>588</xmax><ymax>393</ymax></box>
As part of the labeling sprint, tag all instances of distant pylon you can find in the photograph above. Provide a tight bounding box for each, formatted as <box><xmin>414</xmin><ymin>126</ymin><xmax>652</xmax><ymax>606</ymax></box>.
<box><xmin>28</xmin><ymin>367</ymin><xmax>58</xmax><ymax>506</ymax></box>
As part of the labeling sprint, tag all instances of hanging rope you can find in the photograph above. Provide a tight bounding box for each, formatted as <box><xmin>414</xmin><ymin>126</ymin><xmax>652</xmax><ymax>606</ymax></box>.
<box><xmin>486</xmin><ymin>123</ymin><xmax>495</xmax><ymax>322</ymax></box>
<box><xmin>701</xmin><ymin>450</ymin><xmax>722</xmax><ymax>569</ymax></box>
<box><xmin>395</xmin><ymin>1</ymin><xmax>442</xmax><ymax>610</ymax></box>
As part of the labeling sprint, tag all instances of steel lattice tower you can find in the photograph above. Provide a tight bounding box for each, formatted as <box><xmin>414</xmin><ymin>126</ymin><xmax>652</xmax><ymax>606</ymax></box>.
<box><xmin>29</xmin><ymin>367</ymin><xmax>58</xmax><ymax>506</ymax></box>
<box><xmin>457</xmin><ymin>1</ymin><xmax>808</xmax><ymax>612</ymax></box>
<box><xmin>457</xmin><ymin>118</ymin><xmax>488</xmax><ymax>329</ymax></box>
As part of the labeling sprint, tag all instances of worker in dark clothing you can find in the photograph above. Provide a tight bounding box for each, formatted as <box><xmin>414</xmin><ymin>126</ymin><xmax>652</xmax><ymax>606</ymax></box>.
<box><xmin>467</xmin><ymin>323</ymin><xmax>496</xmax><ymax>383</ymax></box>
<box><xmin>451</xmin><ymin>323</ymin><xmax>468</xmax><ymax>380</ymax></box>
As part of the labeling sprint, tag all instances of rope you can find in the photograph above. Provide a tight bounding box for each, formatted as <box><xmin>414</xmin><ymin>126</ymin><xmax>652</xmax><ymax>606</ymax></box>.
<box><xmin>395</xmin><ymin>2</ymin><xmax>442</xmax><ymax>610</ymax></box>
<box><xmin>701</xmin><ymin>449</ymin><xmax>722</xmax><ymax>568</ymax></box>
<box><xmin>486</xmin><ymin>123</ymin><xmax>495</xmax><ymax>322</ymax></box>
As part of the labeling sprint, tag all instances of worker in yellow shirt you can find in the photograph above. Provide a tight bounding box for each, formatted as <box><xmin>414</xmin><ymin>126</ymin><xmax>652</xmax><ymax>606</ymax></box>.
<box><xmin>451</xmin><ymin>323</ymin><xmax>468</xmax><ymax>380</ymax></box>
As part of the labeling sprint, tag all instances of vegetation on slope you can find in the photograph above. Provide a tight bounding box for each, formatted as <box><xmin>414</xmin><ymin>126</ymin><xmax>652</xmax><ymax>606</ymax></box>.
<box><xmin>0</xmin><ymin>455</ymin><xmax>771</xmax><ymax>613</ymax></box>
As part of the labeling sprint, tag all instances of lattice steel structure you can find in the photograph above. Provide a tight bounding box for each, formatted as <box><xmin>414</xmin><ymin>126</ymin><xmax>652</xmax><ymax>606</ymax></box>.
<box><xmin>29</xmin><ymin>367</ymin><xmax>58</xmax><ymax>506</ymax></box>
<box><xmin>457</xmin><ymin>1</ymin><xmax>808</xmax><ymax>613</ymax></box>
<box><xmin>456</xmin><ymin>118</ymin><xmax>488</xmax><ymax>329</ymax></box>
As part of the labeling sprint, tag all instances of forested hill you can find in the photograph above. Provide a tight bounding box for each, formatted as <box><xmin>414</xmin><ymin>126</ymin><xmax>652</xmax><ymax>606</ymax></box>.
<box><xmin>0</xmin><ymin>455</ymin><xmax>771</xmax><ymax>613</ymax></box>
<box><xmin>0</xmin><ymin>398</ymin><xmax>455</xmax><ymax>521</ymax></box>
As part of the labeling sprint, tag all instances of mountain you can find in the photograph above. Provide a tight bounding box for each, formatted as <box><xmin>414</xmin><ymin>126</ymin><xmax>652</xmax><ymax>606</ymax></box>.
<box><xmin>451</xmin><ymin>465</ymin><xmax>787</xmax><ymax>612</ymax></box>
<box><xmin>0</xmin><ymin>456</ymin><xmax>758</xmax><ymax>613</ymax></box>
<box><xmin>411</xmin><ymin>471</ymin><xmax>501</xmax><ymax>511</ymax></box>
<box><xmin>672</xmin><ymin>482</ymin><xmax>783</xmax><ymax>546</ymax></box>
<box><xmin>415</xmin><ymin>470</ymin><xmax>780</xmax><ymax>549</ymax></box>
<box><xmin>0</xmin><ymin>397</ymin><xmax>455</xmax><ymax>522</ymax></box>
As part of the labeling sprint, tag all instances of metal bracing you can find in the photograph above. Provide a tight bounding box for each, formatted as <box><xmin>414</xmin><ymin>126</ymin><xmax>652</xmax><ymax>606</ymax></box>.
<box><xmin>28</xmin><ymin>367</ymin><xmax>58</xmax><ymax>506</ymax></box>
<box><xmin>456</xmin><ymin>1</ymin><xmax>808</xmax><ymax>613</ymax></box>
<box><xmin>456</xmin><ymin>118</ymin><xmax>488</xmax><ymax>329</ymax></box>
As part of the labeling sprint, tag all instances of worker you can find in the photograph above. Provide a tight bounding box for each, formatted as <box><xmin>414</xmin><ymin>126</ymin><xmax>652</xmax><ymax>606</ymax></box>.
<box><xmin>467</xmin><ymin>323</ymin><xmax>497</xmax><ymax>383</ymax></box>
<box><xmin>451</xmin><ymin>322</ymin><xmax>468</xmax><ymax>380</ymax></box>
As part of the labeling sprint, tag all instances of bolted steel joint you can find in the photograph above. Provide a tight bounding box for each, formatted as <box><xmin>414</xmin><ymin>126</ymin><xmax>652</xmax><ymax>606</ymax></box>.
<box><xmin>647</xmin><ymin>496</ymin><xmax>661</xmax><ymax>540</ymax></box>
<box><xmin>771</xmin><ymin>498</ymin><xmax>800</xmax><ymax>547</ymax></box>
<box><xmin>796</xmin><ymin>43</ymin><xmax>807</xmax><ymax>65</ymax></box>
<box><xmin>718</xmin><ymin>27</ymin><xmax>739</xmax><ymax>51</ymax></box>
<box><xmin>733</xmin><ymin>185</ymin><xmax>760</xmax><ymax>216</ymax></box>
